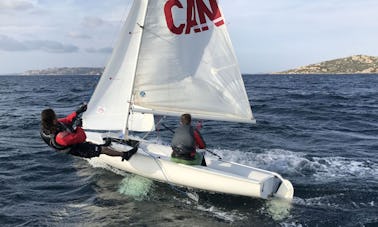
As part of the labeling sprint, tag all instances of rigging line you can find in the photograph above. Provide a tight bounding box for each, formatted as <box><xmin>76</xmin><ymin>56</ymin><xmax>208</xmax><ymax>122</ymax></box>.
<box><xmin>140</xmin><ymin>115</ymin><xmax>166</xmax><ymax>141</ymax></box>
<box><xmin>141</xmin><ymin>147</ymin><xmax>199</xmax><ymax>202</ymax></box>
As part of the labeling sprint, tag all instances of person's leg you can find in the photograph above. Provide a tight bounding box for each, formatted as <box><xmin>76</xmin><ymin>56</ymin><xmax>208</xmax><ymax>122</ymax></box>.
<box><xmin>100</xmin><ymin>147</ymin><xmax>123</xmax><ymax>156</ymax></box>
<box><xmin>101</xmin><ymin>146</ymin><xmax>138</xmax><ymax>161</ymax></box>
<box><xmin>201</xmin><ymin>156</ymin><xmax>207</xmax><ymax>166</ymax></box>
<box><xmin>121</xmin><ymin>147</ymin><xmax>138</xmax><ymax>161</ymax></box>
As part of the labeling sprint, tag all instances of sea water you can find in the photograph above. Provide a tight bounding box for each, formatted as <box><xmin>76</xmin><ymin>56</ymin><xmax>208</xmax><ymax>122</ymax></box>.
<box><xmin>0</xmin><ymin>74</ymin><xmax>377</xmax><ymax>226</ymax></box>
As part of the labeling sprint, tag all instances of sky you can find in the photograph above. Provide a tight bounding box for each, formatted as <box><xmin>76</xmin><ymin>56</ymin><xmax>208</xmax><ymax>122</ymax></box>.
<box><xmin>0</xmin><ymin>0</ymin><xmax>377</xmax><ymax>74</ymax></box>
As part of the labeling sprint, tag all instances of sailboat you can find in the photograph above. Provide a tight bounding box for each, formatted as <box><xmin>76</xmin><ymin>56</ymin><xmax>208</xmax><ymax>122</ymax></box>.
<box><xmin>82</xmin><ymin>0</ymin><xmax>294</xmax><ymax>200</ymax></box>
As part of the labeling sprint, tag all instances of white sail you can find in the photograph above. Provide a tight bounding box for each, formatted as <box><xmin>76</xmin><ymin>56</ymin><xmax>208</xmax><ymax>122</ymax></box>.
<box><xmin>83</xmin><ymin>0</ymin><xmax>155</xmax><ymax>132</ymax></box>
<box><xmin>84</xmin><ymin>0</ymin><xmax>255</xmax><ymax>134</ymax></box>
<box><xmin>132</xmin><ymin>0</ymin><xmax>254</xmax><ymax>123</ymax></box>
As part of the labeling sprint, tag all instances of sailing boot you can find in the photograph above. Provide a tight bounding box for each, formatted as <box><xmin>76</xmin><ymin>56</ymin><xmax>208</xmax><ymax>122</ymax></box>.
<box><xmin>122</xmin><ymin>147</ymin><xmax>138</xmax><ymax>161</ymax></box>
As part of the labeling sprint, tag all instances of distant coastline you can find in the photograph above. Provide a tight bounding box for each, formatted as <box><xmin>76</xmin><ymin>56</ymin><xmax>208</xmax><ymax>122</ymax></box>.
<box><xmin>275</xmin><ymin>55</ymin><xmax>378</xmax><ymax>74</ymax></box>
<box><xmin>19</xmin><ymin>67</ymin><xmax>104</xmax><ymax>76</ymax></box>
<box><xmin>10</xmin><ymin>55</ymin><xmax>378</xmax><ymax>76</ymax></box>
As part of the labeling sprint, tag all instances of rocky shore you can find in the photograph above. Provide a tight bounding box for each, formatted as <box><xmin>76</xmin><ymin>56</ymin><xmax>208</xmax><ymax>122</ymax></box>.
<box><xmin>277</xmin><ymin>55</ymin><xmax>378</xmax><ymax>74</ymax></box>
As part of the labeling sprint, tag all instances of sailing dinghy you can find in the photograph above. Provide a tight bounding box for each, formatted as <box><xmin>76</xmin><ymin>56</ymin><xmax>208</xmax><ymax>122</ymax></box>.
<box><xmin>83</xmin><ymin>0</ymin><xmax>294</xmax><ymax>200</ymax></box>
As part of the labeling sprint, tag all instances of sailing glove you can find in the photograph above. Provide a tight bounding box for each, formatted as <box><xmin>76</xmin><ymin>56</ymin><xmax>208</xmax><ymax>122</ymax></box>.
<box><xmin>76</xmin><ymin>103</ymin><xmax>87</xmax><ymax>115</ymax></box>
<box><xmin>75</xmin><ymin>118</ymin><xmax>83</xmax><ymax>127</ymax></box>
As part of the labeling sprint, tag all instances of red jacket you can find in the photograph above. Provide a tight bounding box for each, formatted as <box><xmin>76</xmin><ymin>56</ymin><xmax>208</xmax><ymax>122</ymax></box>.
<box><xmin>55</xmin><ymin>112</ymin><xmax>86</xmax><ymax>146</ymax></box>
<box><xmin>194</xmin><ymin>129</ymin><xmax>206</xmax><ymax>149</ymax></box>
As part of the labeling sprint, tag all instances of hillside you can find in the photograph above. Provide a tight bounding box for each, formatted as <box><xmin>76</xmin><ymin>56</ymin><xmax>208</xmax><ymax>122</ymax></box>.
<box><xmin>21</xmin><ymin>67</ymin><xmax>104</xmax><ymax>76</ymax></box>
<box><xmin>18</xmin><ymin>55</ymin><xmax>378</xmax><ymax>75</ymax></box>
<box><xmin>277</xmin><ymin>55</ymin><xmax>378</xmax><ymax>74</ymax></box>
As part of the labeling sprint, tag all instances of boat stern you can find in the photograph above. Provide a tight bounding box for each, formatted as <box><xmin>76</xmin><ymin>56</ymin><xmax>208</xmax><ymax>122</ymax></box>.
<box><xmin>261</xmin><ymin>176</ymin><xmax>294</xmax><ymax>200</ymax></box>
<box><xmin>273</xmin><ymin>179</ymin><xmax>294</xmax><ymax>200</ymax></box>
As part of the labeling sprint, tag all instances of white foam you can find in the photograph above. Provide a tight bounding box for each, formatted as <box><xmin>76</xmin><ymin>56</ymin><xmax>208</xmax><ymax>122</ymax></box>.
<box><xmin>207</xmin><ymin>148</ymin><xmax>378</xmax><ymax>182</ymax></box>
<box><xmin>263</xmin><ymin>199</ymin><xmax>293</xmax><ymax>221</ymax></box>
<box><xmin>280</xmin><ymin>222</ymin><xmax>304</xmax><ymax>227</ymax></box>
<box><xmin>292</xmin><ymin>194</ymin><xmax>344</xmax><ymax>209</ymax></box>
<box><xmin>87</xmin><ymin>158</ymin><xmax>154</xmax><ymax>200</ymax></box>
<box><xmin>195</xmin><ymin>204</ymin><xmax>245</xmax><ymax>222</ymax></box>
<box><xmin>118</xmin><ymin>175</ymin><xmax>153</xmax><ymax>200</ymax></box>
<box><xmin>311</xmin><ymin>156</ymin><xmax>378</xmax><ymax>180</ymax></box>
<box><xmin>87</xmin><ymin>157</ymin><xmax>128</xmax><ymax>176</ymax></box>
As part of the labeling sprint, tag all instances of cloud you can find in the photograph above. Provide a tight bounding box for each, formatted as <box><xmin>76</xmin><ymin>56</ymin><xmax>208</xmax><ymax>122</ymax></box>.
<box><xmin>0</xmin><ymin>0</ymin><xmax>35</xmax><ymax>11</ymax></box>
<box><xmin>0</xmin><ymin>35</ymin><xmax>78</xmax><ymax>53</ymax></box>
<box><xmin>85</xmin><ymin>47</ymin><xmax>113</xmax><ymax>54</ymax></box>
<box><xmin>0</xmin><ymin>34</ymin><xmax>25</xmax><ymax>51</ymax></box>
<box><xmin>68</xmin><ymin>32</ymin><xmax>91</xmax><ymax>39</ymax></box>
<box><xmin>24</xmin><ymin>40</ymin><xmax>78</xmax><ymax>53</ymax></box>
<box><xmin>82</xmin><ymin>16</ymin><xmax>106</xmax><ymax>28</ymax></box>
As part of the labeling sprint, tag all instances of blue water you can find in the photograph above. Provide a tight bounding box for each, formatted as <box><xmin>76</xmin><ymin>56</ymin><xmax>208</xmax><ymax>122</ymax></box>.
<box><xmin>1</xmin><ymin>74</ymin><xmax>377</xmax><ymax>226</ymax></box>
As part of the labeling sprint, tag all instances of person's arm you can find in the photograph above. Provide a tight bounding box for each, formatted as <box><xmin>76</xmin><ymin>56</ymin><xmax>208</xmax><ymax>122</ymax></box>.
<box><xmin>194</xmin><ymin>129</ymin><xmax>206</xmax><ymax>149</ymax></box>
<box><xmin>55</xmin><ymin>127</ymin><xmax>86</xmax><ymax>146</ymax></box>
<box><xmin>58</xmin><ymin>112</ymin><xmax>77</xmax><ymax>125</ymax></box>
<box><xmin>58</xmin><ymin>104</ymin><xmax>87</xmax><ymax>125</ymax></box>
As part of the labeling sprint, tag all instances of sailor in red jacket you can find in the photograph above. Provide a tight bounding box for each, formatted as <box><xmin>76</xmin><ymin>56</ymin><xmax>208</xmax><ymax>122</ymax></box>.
<box><xmin>40</xmin><ymin>104</ymin><xmax>137</xmax><ymax>161</ymax></box>
<box><xmin>54</xmin><ymin>111</ymin><xmax>86</xmax><ymax>147</ymax></box>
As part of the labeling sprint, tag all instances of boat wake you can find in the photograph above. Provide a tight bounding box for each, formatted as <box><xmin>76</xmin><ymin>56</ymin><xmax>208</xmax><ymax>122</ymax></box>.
<box><xmin>195</xmin><ymin>204</ymin><xmax>245</xmax><ymax>223</ymax></box>
<box><xmin>211</xmin><ymin>148</ymin><xmax>378</xmax><ymax>183</ymax></box>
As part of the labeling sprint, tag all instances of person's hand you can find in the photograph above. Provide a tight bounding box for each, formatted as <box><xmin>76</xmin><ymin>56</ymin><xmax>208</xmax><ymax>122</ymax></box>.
<box><xmin>196</xmin><ymin>120</ymin><xmax>203</xmax><ymax>130</ymax></box>
<box><xmin>74</xmin><ymin>118</ymin><xmax>83</xmax><ymax>127</ymax></box>
<box><xmin>76</xmin><ymin>103</ymin><xmax>87</xmax><ymax>114</ymax></box>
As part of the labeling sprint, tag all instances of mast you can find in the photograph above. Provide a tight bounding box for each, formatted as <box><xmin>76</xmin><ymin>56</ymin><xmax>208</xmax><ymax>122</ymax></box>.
<box><xmin>123</xmin><ymin>0</ymin><xmax>150</xmax><ymax>139</ymax></box>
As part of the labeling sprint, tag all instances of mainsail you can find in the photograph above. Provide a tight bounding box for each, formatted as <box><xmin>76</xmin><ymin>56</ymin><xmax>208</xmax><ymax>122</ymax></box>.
<box><xmin>84</xmin><ymin>0</ymin><xmax>255</xmax><ymax>134</ymax></box>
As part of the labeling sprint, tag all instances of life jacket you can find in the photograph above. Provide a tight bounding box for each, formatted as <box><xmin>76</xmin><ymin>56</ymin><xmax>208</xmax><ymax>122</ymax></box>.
<box><xmin>40</xmin><ymin>122</ymin><xmax>73</xmax><ymax>152</ymax></box>
<box><xmin>171</xmin><ymin>125</ymin><xmax>196</xmax><ymax>160</ymax></box>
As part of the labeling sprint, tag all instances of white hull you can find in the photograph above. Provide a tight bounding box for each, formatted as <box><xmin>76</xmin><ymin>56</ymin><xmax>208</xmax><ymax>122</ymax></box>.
<box><xmin>87</xmin><ymin>133</ymin><xmax>294</xmax><ymax>200</ymax></box>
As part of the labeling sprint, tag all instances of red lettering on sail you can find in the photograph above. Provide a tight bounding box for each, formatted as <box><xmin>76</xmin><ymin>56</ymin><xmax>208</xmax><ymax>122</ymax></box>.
<box><xmin>186</xmin><ymin>0</ymin><xmax>199</xmax><ymax>34</ymax></box>
<box><xmin>164</xmin><ymin>0</ymin><xmax>185</xmax><ymax>35</ymax></box>
<box><xmin>164</xmin><ymin>0</ymin><xmax>224</xmax><ymax>35</ymax></box>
